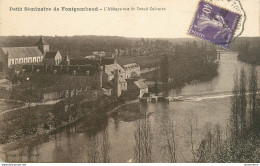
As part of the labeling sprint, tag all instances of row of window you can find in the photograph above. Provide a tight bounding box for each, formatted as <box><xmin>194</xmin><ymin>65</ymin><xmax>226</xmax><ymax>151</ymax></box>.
<box><xmin>9</xmin><ymin>57</ymin><xmax>43</xmax><ymax>65</ymax></box>
<box><xmin>124</xmin><ymin>65</ymin><xmax>140</xmax><ymax>70</ymax></box>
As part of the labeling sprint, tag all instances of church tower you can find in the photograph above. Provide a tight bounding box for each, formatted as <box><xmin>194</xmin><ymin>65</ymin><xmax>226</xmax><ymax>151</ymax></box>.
<box><xmin>36</xmin><ymin>37</ymin><xmax>49</xmax><ymax>55</ymax></box>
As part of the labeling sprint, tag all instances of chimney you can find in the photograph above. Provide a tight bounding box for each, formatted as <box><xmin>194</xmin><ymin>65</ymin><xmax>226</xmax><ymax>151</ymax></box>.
<box><xmin>114</xmin><ymin>69</ymin><xmax>121</xmax><ymax>97</ymax></box>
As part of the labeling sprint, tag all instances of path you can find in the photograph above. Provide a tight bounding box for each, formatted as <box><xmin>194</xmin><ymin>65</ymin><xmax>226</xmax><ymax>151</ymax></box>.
<box><xmin>0</xmin><ymin>99</ymin><xmax>62</xmax><ymax>116</ymax></box>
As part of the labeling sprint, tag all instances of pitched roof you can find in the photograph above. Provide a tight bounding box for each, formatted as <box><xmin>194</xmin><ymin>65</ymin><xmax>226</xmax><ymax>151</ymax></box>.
<box><xmin>104</xmin><ymin>77</ymin><xmax>126</xmax><ymax>88</ymax></box>
<box><xmin>134</xmin><ymin>80</ymin><xmax>147</xmax><ymax>89</ymax></box>
<box><xmin>1</xmin><ymin>47</ymin><xmax>43</xmax><ymax>59</ymax></box>
<box><xmin>101</xmin><ymin>57</ymin><xmax>115</xmax><ymax>65</ymax></box>
<box><xmin>70</xmin><ymin>58</ymin><xmax>101</xmax><ymax>65</ymax></box>
<box><xmin>104</xmin><ymin>63</ymin><xmax>125</xmax><ymax>76</ymax></box>
<box><xmin>45</xmin><ymin>51</ymin><xmax>58</xmax><ymax>59</ymax></box>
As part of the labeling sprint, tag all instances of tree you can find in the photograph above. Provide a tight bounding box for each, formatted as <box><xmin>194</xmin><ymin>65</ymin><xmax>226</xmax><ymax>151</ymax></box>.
<box><xmin>230</xmin><ymin>70</ymin><xmax>240</xmax><ymax>143</ymax></box>
<box><xmin>134</xmin><ymin>105</ymin><xmax>153</xmax><ymax>163</ymax></box>
<box><xmin>248</xmin><ymin>65</ymin><xmax>258</xmax><ymax>129</ymax></box>
<box><xmin>239</xmin><ymin>67</ymin><xmax>247</xmax><ymax>137</ymax></box>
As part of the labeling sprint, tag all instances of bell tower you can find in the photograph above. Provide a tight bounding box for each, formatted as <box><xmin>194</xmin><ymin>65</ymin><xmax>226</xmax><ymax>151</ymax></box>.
<box><xmin>36</xmin><ymin>37</ymin><xmax>49</xmax><ymax>55</ymax></box>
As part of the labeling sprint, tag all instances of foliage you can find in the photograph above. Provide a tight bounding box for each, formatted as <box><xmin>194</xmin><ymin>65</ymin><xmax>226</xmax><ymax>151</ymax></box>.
<box><xmin>196</xmin><ymin>65</ymin><xmax>260</xmax><ymax>162</ymax></box>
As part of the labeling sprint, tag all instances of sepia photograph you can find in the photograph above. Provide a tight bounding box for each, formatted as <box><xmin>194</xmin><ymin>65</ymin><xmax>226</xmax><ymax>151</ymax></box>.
<box><xmin>0</xmin><ymin>0</ymin><xmax>259</xmax><ymax>164</ymax></box>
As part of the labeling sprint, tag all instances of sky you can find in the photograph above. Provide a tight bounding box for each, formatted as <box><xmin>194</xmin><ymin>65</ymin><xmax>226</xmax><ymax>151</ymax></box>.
<box><xmin>0</xmin><ymin>0</ymin><xmax>259</xmax><ymax>38</ymax></box>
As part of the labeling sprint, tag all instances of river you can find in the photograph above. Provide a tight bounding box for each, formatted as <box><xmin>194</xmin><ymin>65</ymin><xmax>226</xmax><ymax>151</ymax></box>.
<box><xmin>1</xmin><ymin>51</ymin><xmax>260</xmax><ymax>163</ymax></box>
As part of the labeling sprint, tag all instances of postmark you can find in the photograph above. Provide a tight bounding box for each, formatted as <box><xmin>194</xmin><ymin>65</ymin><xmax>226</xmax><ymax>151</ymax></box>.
<box><xmin>188</xmin><ymin>0</ymin><xmax>241</xmax><ymax>49</ymax></box>
<box><xmin>210</xmin><ymin>0</ymin><xmax>246</xmax><ymax>41</ymax></box>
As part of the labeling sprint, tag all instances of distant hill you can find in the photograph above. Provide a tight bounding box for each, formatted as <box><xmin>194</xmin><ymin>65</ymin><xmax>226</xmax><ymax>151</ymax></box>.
<box><xmin>1</xmin><ymin>36</ymin><xmax>259</xmax><ymax>58</ymax></box>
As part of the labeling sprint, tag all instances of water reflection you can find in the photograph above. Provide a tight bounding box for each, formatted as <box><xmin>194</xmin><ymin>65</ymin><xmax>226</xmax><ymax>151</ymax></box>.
<box><xmin>134</xmin><ymin>104</ymin><xmax>153</xmax><ymax>163</ymax></box>
<box><xmin>157</xmin><ymin>103</ymin><xmax>177</xmax><ymax>162</ymax></box>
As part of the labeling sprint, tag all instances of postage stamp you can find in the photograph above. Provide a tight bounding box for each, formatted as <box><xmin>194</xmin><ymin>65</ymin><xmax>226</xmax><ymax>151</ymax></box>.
<box><xmin>188</xmin><ymin>0</ymin><xmax>241</xmax><ymax>49</ymax></box>
<box><xmin>209</xmin><ymin>0</ymin><xmax>246</xmax><ymax>41</ymax></box>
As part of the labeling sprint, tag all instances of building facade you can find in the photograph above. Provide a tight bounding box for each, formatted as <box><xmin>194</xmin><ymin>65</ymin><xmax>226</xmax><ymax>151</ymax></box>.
<box><xmin>45</xmin><ymin>51</ymin><xmax>62</xmax><ymax>66</ymax></box>
<box><xmin>123</xmin><ymin>63</ymin><xmax>140</xmax><ymax>79</ymax></box>
<box><xmin>127</xmin><ymin>79</ymin><xmax>148</xmax><ymax>98</ymax></box>
<box><xmin>102</xmin><ymin>63</ymin><xmax>127</xmax><ymax>86</ymax></box>
<box><xmin>0</xmin><ymin>37</ymin><xmax>51</xmax><ymax>79</ymax></box>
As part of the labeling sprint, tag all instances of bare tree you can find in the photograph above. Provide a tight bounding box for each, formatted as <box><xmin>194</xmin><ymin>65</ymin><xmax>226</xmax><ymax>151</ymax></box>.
<box><xmin>86</xmin><ymin>135</ymin><xmax>100</xmax><ymax>163</ymax></box>
<box><xmin>230</xmin><ymin>70</ymin><xmax>240</xmax><ymax>144</ymax></box>
<box><xmin>186</xmin><ymin>111</ymin><xmax>196</xmax><ymax>162</ymax></box>
<box><xmin>248</xmin><ymin>65</ymin><xmax>258</xmax><ymax>129</ymax></box>
<box><xmin>239</xmin><ymin>67</ymin><xmax>247</xmax><ymax>137</ymax></box>
<box><xmin>134</xmin><ymin>106</ymin><xmax>153</xmax><ymax>163</ymax></box>
<box><xmin>101</xmin><ymin>128</ymin><xmax>110</xmax><ymax>163</ymax></box>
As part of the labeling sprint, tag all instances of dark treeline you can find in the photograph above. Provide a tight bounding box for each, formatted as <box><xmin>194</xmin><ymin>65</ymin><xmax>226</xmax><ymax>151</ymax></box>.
<box><xmin>0</xmin><ymin>36</ymin><xmax>137</xmax><ymax>57</ymax></box>
<box><xmin>230</xmin><ymin>37</ymin><xmax>260</xmax><ymax>65</ymax></box>
<box><xmin>196</xmin><ymin>66</ymin><xmax>260</xmax><ymax>162</ymax></box>
<box><xmin>1</xmin><ymin>36</ymin><xmax>218</xmax><ymax>58</ymax></box>
<box><xmin>156</xmin><ymin>41</ymin><xmax>218</xmax><ymax>89</ymax></box>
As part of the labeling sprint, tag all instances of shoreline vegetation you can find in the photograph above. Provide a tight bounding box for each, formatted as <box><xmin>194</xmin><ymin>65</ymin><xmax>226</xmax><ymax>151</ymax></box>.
<box><xmin>138</xmin><ymin>43</ymin><xmax>219</xmax><ymax>91</ymax></box>
<box><xmin>193</xmin><ymin>66</ymin><xmax>260</xmax><ymax>162</ymax></box>
<box><xmin>238</xmin><ymin>53</ymin><xmax>260</xmax><ymax>65</ymax></box>
<box><xmin>0</xmin><ymin>93</ymin><xmax>120</xmax><ymax>152</ymax></box>
<box><xmin>236</xmin><ymin>39</ymin><xmax>260</xmax><ymax>65</ymax></box>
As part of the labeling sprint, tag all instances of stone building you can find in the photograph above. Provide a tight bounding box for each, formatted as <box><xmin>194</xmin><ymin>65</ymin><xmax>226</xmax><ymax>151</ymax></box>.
<box><xmin>0</xmin><ymin>37</ymin><xmax>56</xmax><ymax>79</ymax></box>
<box><xmin>127</xmin><ymin>79</ymin><xmax>148</xmax><ymax>98</ymax></box>
<box><xmin>102</xmin><ymin>63</ymin><xmax>127</xmax><ymax>92</ymax></box>
<box><xmin>102</xmin><ymin>69</ymin><xmax>127</xmax><ymax>97</ymax></box>
<box><xmin>44</xmin><ymin>51</ymin><xmax>62</xmax><ymax>66</ymax></box>
<box><xmin>123</xmin><ymin>63</ymin><xmax>141</xmax><ymax>79</ymax></box>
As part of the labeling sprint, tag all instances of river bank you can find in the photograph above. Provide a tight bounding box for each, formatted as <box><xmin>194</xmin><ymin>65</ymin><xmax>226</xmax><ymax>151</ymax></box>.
<box><xmin>0</xmin><ymin>114</ymin><xmax>85</xmax><ymax>153</ymax></box>
<box><xmin>0</xmin><ymin>91</ymin><xmax>125</xmax><ymax>153</ymax></box>
<box><xmin>238</xmin><ymin>53</ymin><xmax>260</xmax><ymax>65</ymax></box>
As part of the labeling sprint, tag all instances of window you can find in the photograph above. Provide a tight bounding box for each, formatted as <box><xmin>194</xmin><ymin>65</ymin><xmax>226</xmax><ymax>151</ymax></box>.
<box><xmin>15</xmin><ymin>59</ymin><xmax>18</xmax><ymax>64</ymax></box>
<box><xmin>24</xmin><ymin>59</ymin><xmax>27</xmax><ymax>63</ymax></box>
<box><xmin>20</xmin><ymin>59</ymin><xmax>23</xmax><ymax>63</ymax></box>
<box><xmin>10</xmin><ymin>60</ymin><xmax>13</xmax><ymax>65</ymax></box>
<box><xmin>37</xmin><ymin>57</ymin><xmax>40</xmax><ymax>62</ymax></box>
<box><xmin>29</xmin><ymin>59</ymin><xmax>31</xmax><ymax>63</ymax></box>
